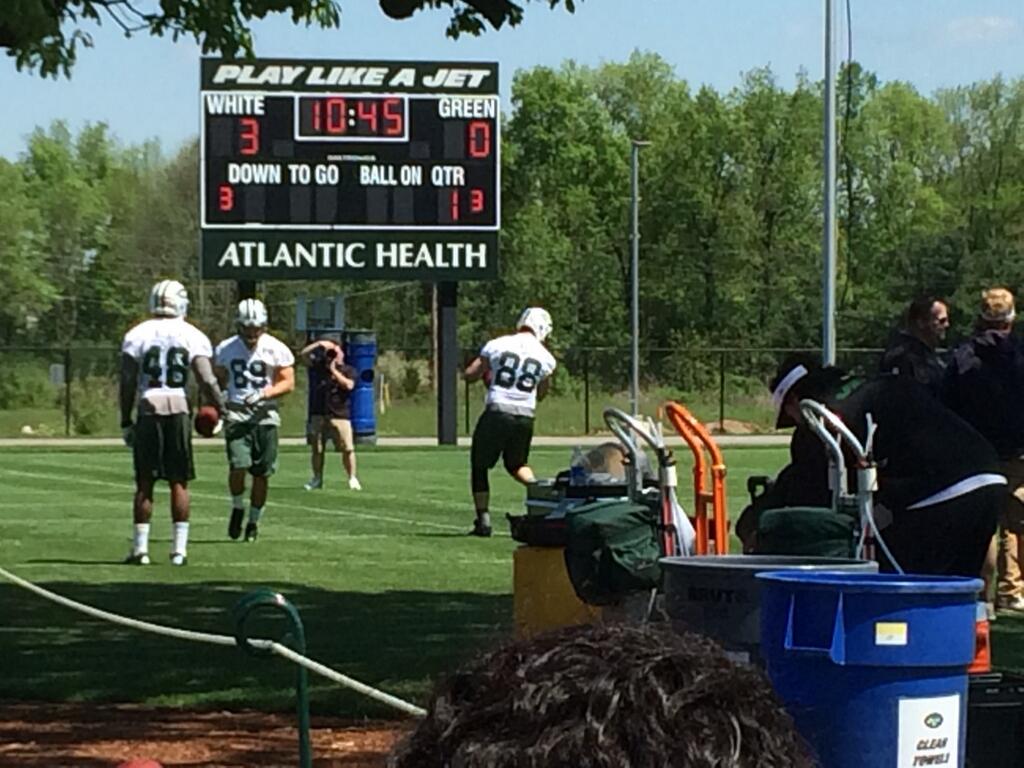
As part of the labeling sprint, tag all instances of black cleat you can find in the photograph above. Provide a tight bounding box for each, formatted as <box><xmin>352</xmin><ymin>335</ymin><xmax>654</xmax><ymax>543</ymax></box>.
<box><xmin>244</xmin><ymin>522</ymin><xmax>259</xmax><ymax>542</ymax></box>
<box><xmin>124</xmin><ymin>551</ymin><xmax>151</xmax><ymax>565</ymax></box>
<box><xmin>228</xmin><ymin>507</ymin><xmax>245</xmax><ymax>540</ymax></box>
<box><xmin>468</xmin><ymin>520</ymin><xmax>492</xmax><ymax>538</ymax></box>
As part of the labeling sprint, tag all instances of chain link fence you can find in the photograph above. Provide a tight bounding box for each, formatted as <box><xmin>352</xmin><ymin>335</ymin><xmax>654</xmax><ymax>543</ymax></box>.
<box><xmin>0</xmin><ymin>346</ymin><xmax>886</xmax><ymax>438</ymax></box>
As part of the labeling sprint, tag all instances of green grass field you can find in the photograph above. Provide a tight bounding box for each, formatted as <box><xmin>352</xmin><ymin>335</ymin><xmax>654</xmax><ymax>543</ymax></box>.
<box><xmin>1</xmin><ymin>444</ymin><xmax>1021</xmax><ymax>718</ymax></box>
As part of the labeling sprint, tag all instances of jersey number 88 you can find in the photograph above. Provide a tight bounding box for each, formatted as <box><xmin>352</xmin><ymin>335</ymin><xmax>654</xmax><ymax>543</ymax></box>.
<box><xmin>493</xmin><ymin>353</ymin><xmax>542</xmax><ymax>393</ymax></box>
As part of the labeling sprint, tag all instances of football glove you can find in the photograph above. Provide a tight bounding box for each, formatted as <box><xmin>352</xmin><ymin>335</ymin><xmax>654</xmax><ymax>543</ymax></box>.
<box><xmin>243</xmin><ymin>389</ymin><xmax>266</xmax><ymax>407</ymax></box>
<box><xmin>122</xmin><ymin>424</ymin><xmax>135</xmax><ymax>447</ymax></box>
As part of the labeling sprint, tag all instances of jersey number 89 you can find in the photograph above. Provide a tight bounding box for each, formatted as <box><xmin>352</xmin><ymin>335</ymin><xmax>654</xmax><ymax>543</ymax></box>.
<box><xmin>230</xmin><ymin>358</ymin><xmax>268</xmax><ymax>389</ymax></box>
<box><xmin>493</xmin><ymin>353</ymin><xmax>543</xmax><ymax>393</ymax></box>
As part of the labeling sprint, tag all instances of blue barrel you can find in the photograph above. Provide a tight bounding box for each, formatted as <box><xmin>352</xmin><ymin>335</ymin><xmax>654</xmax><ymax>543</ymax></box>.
<box><xmin>343</xmin><ymin>330</ymin><xmax>377</xmax><ymax>445</ymax></box>
<box><xmin>758</xmin><ymin>572</ymin><xmax>982</xmax><ymax>768</ymax></box>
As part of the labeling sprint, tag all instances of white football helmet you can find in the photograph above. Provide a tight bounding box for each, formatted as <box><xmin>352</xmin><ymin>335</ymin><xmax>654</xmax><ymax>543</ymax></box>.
<box><xmin>236</xmin><ymin>298</ymin><xmax>268</xmax><ymax>328</ymax></box>
<box><xmin>517</xmin><ymin>307</ymin><xmax>552</xmax><ymax>342</ymax></box>
<box><xmin>149</xmin><ymin>280</ymin><xmax>189</xmax><ymax>318</ymax></box>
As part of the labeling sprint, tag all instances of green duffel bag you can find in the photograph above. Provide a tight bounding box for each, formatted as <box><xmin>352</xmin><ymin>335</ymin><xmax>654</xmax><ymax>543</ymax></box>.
<box><xmin>755</xmin><ymin>506</ymin><xmax>857</xmax><ymax>559</ymax></box>
<box><xmin>563</xmin><ymin>499</ymin><xmax>663</xmax><ymax>606</ymax></box>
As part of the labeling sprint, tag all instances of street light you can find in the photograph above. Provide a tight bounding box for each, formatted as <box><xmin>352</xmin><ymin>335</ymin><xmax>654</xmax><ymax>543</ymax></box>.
<box><xmin>822</xmin><ymin>0</ymin><xmax>838</xmax><ymax>365</ymax></box>
<box><xmin>630</xmin><ymin>139</ymin><xmax>651</xmax><ymax>417</ymax></box>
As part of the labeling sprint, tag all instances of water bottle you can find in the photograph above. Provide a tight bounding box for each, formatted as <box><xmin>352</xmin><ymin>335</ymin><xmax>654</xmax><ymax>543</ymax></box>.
<box><xmin>569</xmin><ymin>446</ymin><xmax>587</xmax><ymax>486</ymax></box>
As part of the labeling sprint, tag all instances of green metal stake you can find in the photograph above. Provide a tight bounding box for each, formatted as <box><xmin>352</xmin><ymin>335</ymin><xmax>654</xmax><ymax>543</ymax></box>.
<box><xmin>233</xmin><ymin>589</ymin><xmax>311</xmax><ymax>768</ymax></box>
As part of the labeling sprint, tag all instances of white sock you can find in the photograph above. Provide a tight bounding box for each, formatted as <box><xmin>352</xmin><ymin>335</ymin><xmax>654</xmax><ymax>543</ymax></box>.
<box><xmin>172</xmin><ymin>522</ymin><xmax>189</xmax><ymax>556</ymax></box>
<box><xmin>231</xmin><ymin>494</ymin><xmax>245</xmax><ymax>509</ymax></box>
<box><xmin>478</xmin><ymin>512</ymin><xmax>491</xmax><ymax>528</ymax></box>
<box><xmin>133</xmin><ymin>523</ymin><xmax>150</xmax><ymax>555</ymax></box>
<box><xmin>249</xmin><ymin>506</ymin><xmax>263</xmax><ymax>524</ymax></box>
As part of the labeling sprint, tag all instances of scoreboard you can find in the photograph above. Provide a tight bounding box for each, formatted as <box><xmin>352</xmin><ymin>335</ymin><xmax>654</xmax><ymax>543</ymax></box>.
<box><xmin>200</xmin><ymin>59</ymin><xmax>500</xmax><ymax>281</ymax></box>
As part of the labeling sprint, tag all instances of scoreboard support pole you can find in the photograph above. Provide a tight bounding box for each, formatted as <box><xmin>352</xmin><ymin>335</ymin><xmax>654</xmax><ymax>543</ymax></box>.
<box><xmin>237</xmin><ymin>281</ymin><xmax>257</xmax><ymax>301</ymax></box>
<box><xmin>436</xmin><ymin>281</ymin><xmax>459</xmax><ymax>446</ymax></box>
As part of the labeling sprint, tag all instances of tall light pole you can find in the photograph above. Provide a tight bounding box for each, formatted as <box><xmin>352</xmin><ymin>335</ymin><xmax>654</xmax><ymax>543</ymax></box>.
<box><xmin>822</xmin><ymin>0</ymin><xmax>838</xmax><ymax>365</ymax></box>
<box><xmin>630</xmin><ymin>139</ymin><xmax>651</xmax><ymax>417</ymax></box>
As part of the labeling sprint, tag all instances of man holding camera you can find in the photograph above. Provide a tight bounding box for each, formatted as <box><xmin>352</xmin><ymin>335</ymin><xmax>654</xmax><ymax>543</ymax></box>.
<box><xmin>299</xmin><ymin>337</ymin><xmax>361</xmax><ymax>491</ymax></box>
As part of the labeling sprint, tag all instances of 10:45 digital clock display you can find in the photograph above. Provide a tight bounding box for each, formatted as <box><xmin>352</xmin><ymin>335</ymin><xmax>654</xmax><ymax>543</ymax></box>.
<box><xmin>296</xmin><ymin>95</ymin><xmax>407</xmax><ymax>140</ymax></box>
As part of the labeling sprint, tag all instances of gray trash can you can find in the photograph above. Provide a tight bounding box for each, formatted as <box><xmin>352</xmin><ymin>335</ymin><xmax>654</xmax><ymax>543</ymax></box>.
<box><xmin>660</xmin><ymin>555</ymin><xmax>878</xmax><ymax>663</ymax></box>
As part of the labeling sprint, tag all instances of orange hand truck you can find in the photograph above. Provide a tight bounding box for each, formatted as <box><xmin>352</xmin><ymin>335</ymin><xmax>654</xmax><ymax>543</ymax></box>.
<box><xmin>663</xmin><ymin>401</ymin><xmax>729</xmax><ymax>555</ymax></box>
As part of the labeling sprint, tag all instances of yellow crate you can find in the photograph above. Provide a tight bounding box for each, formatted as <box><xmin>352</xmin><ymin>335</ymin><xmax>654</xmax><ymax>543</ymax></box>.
<box><xmin>513</xmin><ymin>545</ymin><xmax>601</xmax><ymax>639</ymax></box>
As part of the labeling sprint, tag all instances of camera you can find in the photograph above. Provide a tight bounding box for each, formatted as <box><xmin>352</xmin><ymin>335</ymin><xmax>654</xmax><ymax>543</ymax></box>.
<box><xmin>310</xmin><ymin>345</ymin><xmax>336</xmax><ymax>371</ymax></box>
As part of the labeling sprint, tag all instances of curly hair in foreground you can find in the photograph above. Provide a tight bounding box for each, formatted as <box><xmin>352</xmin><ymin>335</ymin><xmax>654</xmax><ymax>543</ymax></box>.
<box><xmin>388</xmin><ymin>622</ymin><xmax>814</xmax><ymax>768</ymax></box>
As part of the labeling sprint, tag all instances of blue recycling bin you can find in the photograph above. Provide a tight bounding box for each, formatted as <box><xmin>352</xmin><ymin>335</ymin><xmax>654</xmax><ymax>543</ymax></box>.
<box><xmin>343</xmin><ymin>330</ymin><xmax>377</xmax><ymax>445</ymax></box>
<box><xmin>757</xmin><ymin>571</ymin><xmax>982</xmax><ymax>768</ymax></box>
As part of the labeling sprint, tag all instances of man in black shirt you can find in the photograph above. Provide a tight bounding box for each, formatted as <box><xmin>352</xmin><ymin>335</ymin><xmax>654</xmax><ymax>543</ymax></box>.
<box><xmin>741</xmin><ymin>356</ymin><xmax>1002</xmax><ymax>576</ymax></box>
<box><xmin>299</xmin><ymin>338</ymin><xmax>361</xmax><ymax>491</ymax></box>
<box><xmin>943</xmin><ymin>288</ymin><xmax>1024</xmax><ymax>613</ymax></box>
<box><xmin>879</xmin><ymin>295</ymin><xmax>950</xmax><ymax>398</ymax></box>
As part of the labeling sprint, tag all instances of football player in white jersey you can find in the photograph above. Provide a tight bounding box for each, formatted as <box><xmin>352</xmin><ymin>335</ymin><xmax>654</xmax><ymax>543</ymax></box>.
<box><xmin>119</xmin><ymin>280</ymin><xmax>225</xmax><ymax>566</ymax></box>
<box><xmin>463</xmin><ymin>307</ymin><xmax>557</xmax><ymax>537</ymax></box>
<box><xmin>214</xmin><ymin>298</ymin><xmax>295</xmax><ymax>542</ymax></box>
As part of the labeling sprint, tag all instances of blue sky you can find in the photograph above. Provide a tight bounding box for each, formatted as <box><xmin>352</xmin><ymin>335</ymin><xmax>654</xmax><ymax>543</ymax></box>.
<box><xmin>1</xmin><ymin>0</ymin><xmax>1022</xmax><ymax>159</ymax></box>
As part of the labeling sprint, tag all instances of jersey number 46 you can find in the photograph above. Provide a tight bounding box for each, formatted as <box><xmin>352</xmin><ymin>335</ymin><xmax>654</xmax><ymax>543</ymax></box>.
<box><xmin>142</xmin><ymin>346</ymin><xmax>190</xmax><ymax>388</ymax></box>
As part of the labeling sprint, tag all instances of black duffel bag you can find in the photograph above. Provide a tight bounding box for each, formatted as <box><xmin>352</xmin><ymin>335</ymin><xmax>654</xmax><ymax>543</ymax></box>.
<box><xmin>755</xmin><ymin>506</ymin><xmax>857</xmax><ymax>559</ymax></box>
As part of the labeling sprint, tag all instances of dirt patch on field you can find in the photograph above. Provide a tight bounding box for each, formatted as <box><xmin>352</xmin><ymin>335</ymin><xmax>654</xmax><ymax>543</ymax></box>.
<box><xmin>704</xmin><ymin>418</ymin><xmax>762</xmax><ymax>434</ymax></box>
<box><xmin>0</xmin><ymin>703</ymin><xmax>408</xmax><ymax>767</ymax></box>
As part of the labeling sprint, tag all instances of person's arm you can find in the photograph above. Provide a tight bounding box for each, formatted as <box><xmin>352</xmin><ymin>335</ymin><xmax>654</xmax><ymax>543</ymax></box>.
<box><xmin>537</xmin><ymin>376</ymin><xmax>552</xmax><ymax>401</ymax></box>
<box><xmin>939</xmin><ymin>346</ymin><xmax>965</xmax><ymax>413</ymax></box>
<box><xmin>192</xmin><ymin>355</ymin><xmax>226</xmax><ymax>411</ymax></box>
<box><xmin>536</xmin><ymin>352</ymin><xmax>557</xmax><ymax>400</ymax></box>
<box><xmin>214</xmin><ymin>362</ymin><xmax>229</xmax><ymax>390</ymax></box>
<box><xmin>298</xmin><ymin>339</ymin><xmax>331</xmax><ymax>366</ymax></box>
<box><xmin>264</xmin><ymin>365</ymin><xmax>295</xmax><ymax>398</ymax></box>
<box><xmin>119</xmin><ymin>353</ymin><xmax>137</xmax><ymax>429</ymax></box>
<box><xmin>735</xmin><ymin>504</ymin><xmax>763</xmax><ymax>553</ymax></box>
<box><xmin>878</xmin><ymin>343</ymin><xmax>899</xmax><ymax>374</ymax></box>
<box><xmin>464</xmin><ymin>355</ymin><xmax>489</xmax><ymax>383</ymax></box>
<box><xmin>736</xmin><ymin>435</ymin><xmax>829</xmax><ymax>553</ymax></box>
<box><xmin>211</xmin><ymin>344</ymin><xmax>229</xmax><ymax>390</ymax></box>
<box><xmin>330</xmin><ymin>363</ymin><xmax>356</xmax><ymax>391</ymax></box>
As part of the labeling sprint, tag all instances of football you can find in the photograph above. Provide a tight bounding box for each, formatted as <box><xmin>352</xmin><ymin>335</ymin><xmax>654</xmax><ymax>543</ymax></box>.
<box><xmin>194</xmin><ymin>405</ymin><xmax>220</xmax><ymax>438</ymax></box>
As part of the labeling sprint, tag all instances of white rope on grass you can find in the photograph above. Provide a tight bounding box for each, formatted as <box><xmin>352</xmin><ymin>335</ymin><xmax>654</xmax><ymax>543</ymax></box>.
<box><xmin>0</xmin><ymin>564</ymin><xmax>426</xmax><ymax>718</ymax></box>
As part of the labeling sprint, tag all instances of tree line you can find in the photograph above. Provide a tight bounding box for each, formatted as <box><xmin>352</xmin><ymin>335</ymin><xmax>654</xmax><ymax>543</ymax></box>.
<box><xmin>1</xmin><ymin>53</ymin><xmax>1022</xmax><ymax>383</ymax></box>
<box><xmin>1</xmin><ymin>0</ymin><xmax>546</xmax><ymax>78</ymax></box>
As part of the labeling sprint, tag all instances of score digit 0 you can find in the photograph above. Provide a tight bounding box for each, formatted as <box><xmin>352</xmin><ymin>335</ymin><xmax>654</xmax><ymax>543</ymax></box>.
<box><xmin>467</xmin><ymin>121</ymin><xmax>491</xmax><ymax>158</ymax></box>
